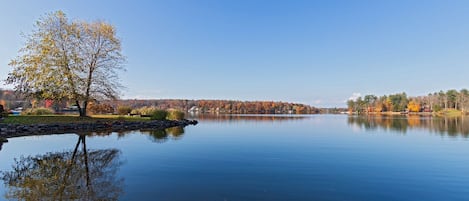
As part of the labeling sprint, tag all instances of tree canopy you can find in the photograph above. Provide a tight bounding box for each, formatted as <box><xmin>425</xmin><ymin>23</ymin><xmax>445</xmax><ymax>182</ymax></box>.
<box><xmin>347</xmin><ymin>89</ymin><xmax>469</xmax><ymax>114</ymax></box>
<box><xmin>6</xmin><ymin>11</ymin><xmax>125</xmax><ymax>116</ymax></box>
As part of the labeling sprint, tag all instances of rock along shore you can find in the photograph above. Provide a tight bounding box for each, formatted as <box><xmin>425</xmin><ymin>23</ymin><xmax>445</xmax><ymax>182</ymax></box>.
<box><xmin>0</xmin><ymin>119</ymin><xmax>198</xmax><ymax>139</ymax></box>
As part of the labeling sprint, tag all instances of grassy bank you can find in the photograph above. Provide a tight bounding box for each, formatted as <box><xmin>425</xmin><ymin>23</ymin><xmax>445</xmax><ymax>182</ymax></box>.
<box><xmin>1</xmin><ymin>115</ymin><xmax>150</xmax><ymax>125</ymax></box>
<box><xmin>434</xmin><ymin>109</ymin><xmax>463</xmax><ymax>117</ymax></box>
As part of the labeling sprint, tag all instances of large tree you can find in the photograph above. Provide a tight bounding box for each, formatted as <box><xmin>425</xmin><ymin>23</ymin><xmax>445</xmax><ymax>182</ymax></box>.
<box><xmin>6</xmin><ymin>11</ymin><xmax>125</xmax><ymax>116</ymax></box>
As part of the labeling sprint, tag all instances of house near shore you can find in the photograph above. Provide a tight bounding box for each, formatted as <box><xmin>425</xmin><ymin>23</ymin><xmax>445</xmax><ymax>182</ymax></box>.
<box><xmin>188</xmin><ymin>106</ymin><xmax>199</xmax><ymax>113</ymax></box>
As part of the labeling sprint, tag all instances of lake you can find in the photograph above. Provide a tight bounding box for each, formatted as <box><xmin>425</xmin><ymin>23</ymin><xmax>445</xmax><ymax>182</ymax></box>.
<box><xmin>1</xmin><ymin>114</ymin><xmax>469</xmax><ymax>201</ymax></box>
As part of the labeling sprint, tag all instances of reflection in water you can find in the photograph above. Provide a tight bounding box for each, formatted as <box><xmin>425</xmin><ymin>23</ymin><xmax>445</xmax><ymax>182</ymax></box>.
<box><xmin>65</xmin><ymin>126</ymin><xmax>186</xmax><ymax>144</ymax></box>
<box><xmin>1</xmin><ymin>135</ymin><xmax>123</xmax><ymax>201</ymax></box>
<box><xmin>141</xmin><ymin>126</ymin><xmax>185</xmax><ymax>143</ymax></box>
<box><xmin>188</xmin><ymin>113</ymin><xmax>308</xmax><ymax>122</ymax></box>
<box><xmin>348</xmin><ymin>115</ymin><xmax>469</xmax><ymax>137</ymax></box>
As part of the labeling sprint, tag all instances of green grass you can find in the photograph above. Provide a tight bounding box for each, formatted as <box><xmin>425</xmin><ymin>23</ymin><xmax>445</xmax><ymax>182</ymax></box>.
<box><xmin>435</xmin><ymin>109</ymin><xmax>462</xmax><ymax>117</ymax></box>
<box><xmin>1</xmin><ymin>115</ymin><xmax>150</xmax><ymax>125</ymax></box>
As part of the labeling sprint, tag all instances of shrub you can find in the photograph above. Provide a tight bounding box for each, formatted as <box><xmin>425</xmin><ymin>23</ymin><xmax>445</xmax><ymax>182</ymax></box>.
<box><xmin>89</xmin><ymin>103</ymin><xmax>114</xmax><ymax>114</ymax></box>
<box><xmin>1</xmin><ymin>111</ymin><xmax>8</xmax><ymax>118</ymax></box>
<box><xmin>0</xmin><ymin>105</ymin><xmax>7</xmax><ymax>118</ymax></box>
<box><xmin>131</xmin><ymin>106</ymin><xmax>161</xmax><ymax>116</ymax></box>
<box><xmin>117</xmin><ymin>106</ymin><xmax>132</xmax><ymax>115</ymax></box>
<box><xmin>0</xmin><ymin>104</ymin><xmax>4</xmax><ymax>118</ymax></box>
<box><xmin>139</xmin><ymin>107</ymin><xmax>159</xmax><ymax>116</ymax></box>
<box><xmin>167</xmin><ymin>110</ymin><xmax>185</xmax><ymax>120</ymax></box>
<box><xmin>130</xmin><ymin>109</ymin><xmax>140</xmax><ymax>115</ymax></box>
<box><xmin>22</xmin><ymin>107</ymin><xmax>54</xmax><ymax>115</ymax></box>
<box><xmin>150</xmin><ymin>110</ymin><xmax>168</xmax><ymax>120</ymax></box>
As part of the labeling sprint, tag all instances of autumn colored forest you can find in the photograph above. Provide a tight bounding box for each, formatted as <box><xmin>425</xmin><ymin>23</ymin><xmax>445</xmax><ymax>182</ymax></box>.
<box><xmin>347</xmin><ymin>89</ymin><xmax>469</xmax><ymax>114</ymax></box>
<box><xmin>104</xmin><ymin>99</ymin><xmax>319</xmax><ymax>115</ymax></box>
<box><xmin>0</xmin><ymin>89</ymin><xmax>319</xmax><ymax>115</ymax></box>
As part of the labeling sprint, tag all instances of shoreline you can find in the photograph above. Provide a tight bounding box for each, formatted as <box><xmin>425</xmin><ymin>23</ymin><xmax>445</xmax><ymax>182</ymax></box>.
<box><xmin>0</xmin><ymin>119</ymin><xmax>198</xmax><ymax>139</ymax></box>
<box><xmin>348</xmin><ymin>111</ymin><xmax>467</xmax><ymax>117</ymax></box>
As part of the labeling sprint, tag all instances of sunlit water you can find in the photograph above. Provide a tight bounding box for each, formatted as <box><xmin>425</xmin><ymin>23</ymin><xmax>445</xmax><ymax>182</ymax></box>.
<box><xmin>1</xmin><ymin>115</ymin><xmax>469</xmax><ymax>201</ymax></box>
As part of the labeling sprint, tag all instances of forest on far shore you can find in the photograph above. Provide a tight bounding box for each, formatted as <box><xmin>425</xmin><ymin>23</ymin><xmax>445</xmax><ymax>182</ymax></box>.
<box><xmin>347</xmin><ymin>89</ymin><xmax>469</xmax><ymax>114</ymax></box>
<box><xmin>104</xmin><ymin>99</ymin><xmax>320</xmax><ymax>114</ymax></box>
<box><xmin>0</xmin><ymin>89</ymin><xmax>319</xmax><ymax>115</ymax></box>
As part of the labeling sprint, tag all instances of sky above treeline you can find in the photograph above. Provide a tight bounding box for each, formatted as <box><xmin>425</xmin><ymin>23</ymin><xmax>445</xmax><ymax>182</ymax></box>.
<box><xmin>1</xmin><ymin>0</ymin><xmax>469</xmax><ymax>107</ymax></box>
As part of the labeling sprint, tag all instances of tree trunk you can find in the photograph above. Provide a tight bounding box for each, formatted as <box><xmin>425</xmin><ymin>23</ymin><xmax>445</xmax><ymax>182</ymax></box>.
<box><xmin>83</xmin><ymin>61</ymin><xmax>94</xmax><ymax>117</ymax></box>
<box><xmin>76</xmin><ymin>100</ymin><xmax>86</xmax><ymax>117</ymax></box>
<box><xmin>82</xmin><ymin>100</ymin><xmax>88</xmax><ymax>117</ymax></box>
<box><xmin>83</xmin><ymin>136</ymin><xmax>91</xmax><ymax>189</ymax></box>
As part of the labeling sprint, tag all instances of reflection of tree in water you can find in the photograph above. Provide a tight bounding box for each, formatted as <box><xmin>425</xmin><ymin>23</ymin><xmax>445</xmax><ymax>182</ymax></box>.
<box><xmin>1</xmin><ymin>135</ymin><xmax>123</xmax><ymax>201</ymax></box>
<box><xmin>146</xmin><ymin>129</ymin><xmax>168</xmax><ymax>143</ymax></box>
<box><xmin>167</xmin><ymin>126</ymin><xmax>184</xmax><ymax>139</ymax></box>
<box><xmin>348</xmin><ymin>116</ymin><xmax>408</xmax><ymax>133</ymax></box>
<box><xmin>431</xmin><ymin>117</ymin><xmax>469</xmax><ymax>137</ymax></box>
<box><xmin>348</xmin><ymin>115</ymin><xmax>469</xmax><ymax>137</ymax></box>
<box><xmin>82</xmin><ymin>127</ymin><xmax>187</xmax><ymax>143</ymax></box>
<box><xmin>141</xmin><ymin>126</ymin><xmax>185</xmax><ymax>143</ymax></box>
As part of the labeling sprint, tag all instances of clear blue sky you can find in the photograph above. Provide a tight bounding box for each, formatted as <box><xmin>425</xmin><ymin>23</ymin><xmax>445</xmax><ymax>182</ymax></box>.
<box><xmin>1</xmin><ymin>0</ymin><xmax>469</xmax><ymax>107</ymax></box>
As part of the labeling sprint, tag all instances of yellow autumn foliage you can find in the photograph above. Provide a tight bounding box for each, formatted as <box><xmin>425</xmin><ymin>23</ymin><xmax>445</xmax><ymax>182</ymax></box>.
<box><xmin>407</xmin><ymin>100</ymin><xmax>420</xmax><ymax>112</ymax></box>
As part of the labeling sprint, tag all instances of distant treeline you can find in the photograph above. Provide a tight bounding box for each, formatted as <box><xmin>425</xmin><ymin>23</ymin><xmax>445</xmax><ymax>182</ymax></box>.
<box><xmin>347</xmin><ymin>89</ymin><xmax>469</xmax><ymax>113</ymax></box>
<box><xmin>187</xmin><ymin>114</ymin><xmax>309</xmax><ymax>122</ymax></box>
<box><xmin>102</xmin><ymin>99</ymin><xmax>319</xmax><ymax>114</ymax></box>
<box><xmin>0</xmin><ymin>89</ymin><xmax>319</xmax><ymax>114</ymax></box>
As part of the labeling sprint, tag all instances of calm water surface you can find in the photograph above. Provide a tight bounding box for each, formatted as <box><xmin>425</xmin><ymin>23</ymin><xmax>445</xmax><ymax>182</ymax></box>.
<box><xmin>1</xmin><ymin>115</ymin><xmax>469</xmax><ymax>200</ymax></box>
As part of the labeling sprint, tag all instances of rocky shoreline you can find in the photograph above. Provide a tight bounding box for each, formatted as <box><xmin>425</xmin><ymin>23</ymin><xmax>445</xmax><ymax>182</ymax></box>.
<box><xmin>0</xmin><ymin>119</ymin><xmax>198</xmax><ymax>139</ymax></box>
